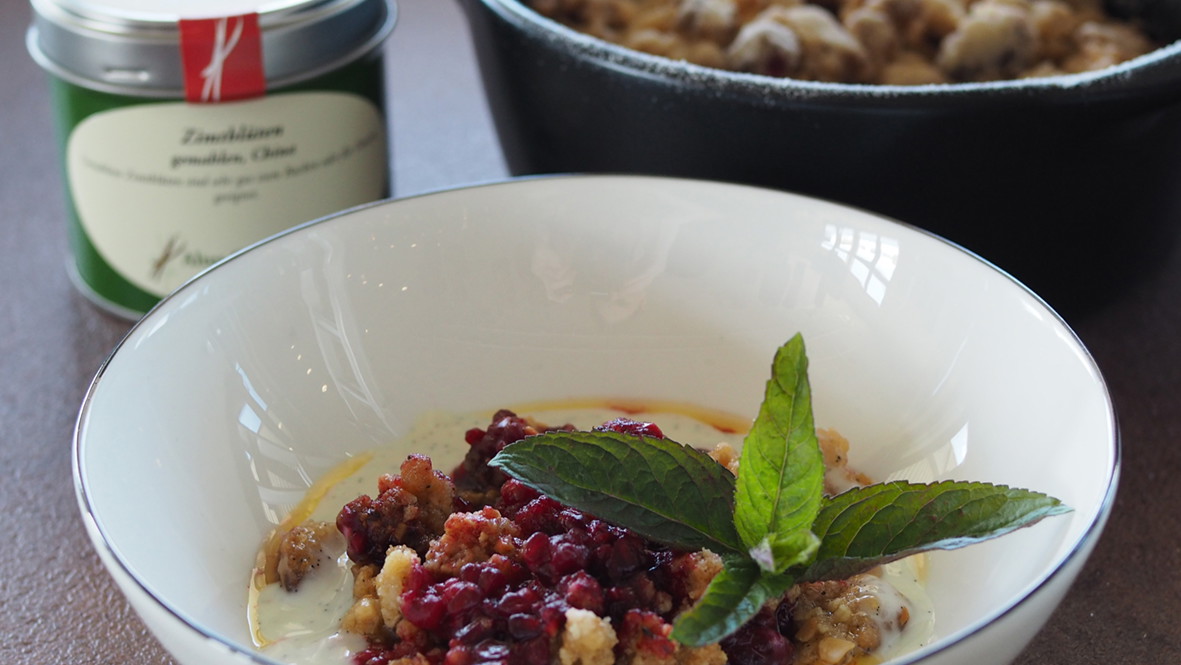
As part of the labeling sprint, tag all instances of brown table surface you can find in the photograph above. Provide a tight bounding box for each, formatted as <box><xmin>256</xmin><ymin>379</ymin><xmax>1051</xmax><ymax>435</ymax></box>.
<box><xmin>2</xmin><ymin>1</ymin><xmax>1179</xmax><ymax>664</ymax></box>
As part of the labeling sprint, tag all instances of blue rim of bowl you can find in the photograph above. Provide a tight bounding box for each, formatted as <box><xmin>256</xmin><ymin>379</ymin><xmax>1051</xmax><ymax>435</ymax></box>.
<box><xmin>72</xmin><ymin>173</ymin><xmax>1121</xmax><ymax>665</ymax></box>
<box><xmin>474</xmin><ymin>0</ymin><xmax>1181</xmax><ymax>105</ymax></box>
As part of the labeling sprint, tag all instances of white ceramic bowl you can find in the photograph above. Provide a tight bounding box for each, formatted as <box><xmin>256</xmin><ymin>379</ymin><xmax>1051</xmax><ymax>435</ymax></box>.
<box><xmin>75</xmin><ymin>175</ymin><xmax>1117</xmax><ymax>665</ymax></box>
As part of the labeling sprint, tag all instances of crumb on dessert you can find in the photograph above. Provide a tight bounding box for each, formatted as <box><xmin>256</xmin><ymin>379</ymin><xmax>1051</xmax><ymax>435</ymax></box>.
<box><xmin>275</xmin><ymin>520</ymin><xmax>340</xmax><ymax>592</ymax></box>
<box><xmin>559</xmin><ymin>608</ymin><xmax>617</xmax><ymax>665</ymax></box>
<box><xmin>377</xmin><ymin>545</ymin><xmax>420</xmax><ymax>628</ymax></box>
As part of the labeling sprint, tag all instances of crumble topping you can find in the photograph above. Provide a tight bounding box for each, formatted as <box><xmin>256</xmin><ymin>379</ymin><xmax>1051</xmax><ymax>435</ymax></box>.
<box><xmin>269</xmin><ymin>410</ymin><xmax>915</xmax><ymax>665</ymax></box>
<box><xmin>528</xmin><ymin>0</ymin><xmax>1158</xmax><ymax>84</ymax></box>
<box><xmin>277</xmin><ymin>521</ymin><xmax>342</xmax><ymax>592</ymax></box>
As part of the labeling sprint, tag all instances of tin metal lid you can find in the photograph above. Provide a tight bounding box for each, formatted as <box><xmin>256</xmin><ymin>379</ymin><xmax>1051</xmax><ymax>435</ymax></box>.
<box><xmin>27</xmin><ymin>0</ymin><xmax>396</xmax><ymax>96</ymax></box>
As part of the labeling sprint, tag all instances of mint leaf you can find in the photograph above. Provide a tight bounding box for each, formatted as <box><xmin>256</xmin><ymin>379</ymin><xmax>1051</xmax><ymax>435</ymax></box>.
<box><xmin>478</xmin><ymin>332</ymin><xmax>1071</xmax><ymax>651</ymax></box>
<box><xmin>797</xmin><ymin>480</ymin><xmax>1073</xmax><ymax>582</ymax></box>
<box><xmin>733</xmin><ymin>333</ymin><xmax>825</xmax><ymax>573</ymax></box>
<box><xmin>489</xmin><ymin>430</ymin><xmax>742</xmax><ymax>554</ymax></box>
<box><xmin>670</xmin><ymin>556</ymin><xmax>793</xmax><ymax>648</ymax></box>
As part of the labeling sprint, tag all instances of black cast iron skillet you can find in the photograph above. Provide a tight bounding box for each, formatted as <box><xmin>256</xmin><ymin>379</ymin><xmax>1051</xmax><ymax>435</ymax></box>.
<box><xmin>456</xmin><ymin>0</ymin><xmax>1181</xmax><ymax>314</ymax></box>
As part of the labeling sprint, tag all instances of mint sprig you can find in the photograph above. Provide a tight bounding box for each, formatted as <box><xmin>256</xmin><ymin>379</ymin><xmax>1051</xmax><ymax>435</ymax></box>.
<box><xmin>670</xmin><ymin>556</ymin><xmax>794</xmax><ymax>646</ymax></box>
<box><xmin>733</xmin><ymin>334</ymin><xmax>825</xmax><ymax>574</ymax></box>
<box><xmin>489</xmin><ymin>333</ymin><xmax>1071</xmax><ymax>648</ymax></box>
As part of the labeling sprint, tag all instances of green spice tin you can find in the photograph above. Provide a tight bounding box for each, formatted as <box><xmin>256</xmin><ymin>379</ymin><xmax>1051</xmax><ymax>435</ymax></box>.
<box><xmin>28</xmin><ymin>0</ymin><xmax>396</xmax><ymax>318</ymax></box>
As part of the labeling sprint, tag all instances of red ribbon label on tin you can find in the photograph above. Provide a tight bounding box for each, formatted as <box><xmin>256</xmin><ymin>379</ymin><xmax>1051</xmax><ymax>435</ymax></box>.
<box><xmin>179</xmin><ymin>14</ymin><xmax>265</xmax><ymax>103</ymax></box>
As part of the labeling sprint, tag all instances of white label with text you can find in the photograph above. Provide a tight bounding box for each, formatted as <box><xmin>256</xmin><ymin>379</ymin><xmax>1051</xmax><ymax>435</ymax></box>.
<box><xmin>67</xmin><ymin>92</ymin><xmax>387</xmax><ymax>296</ymax></box>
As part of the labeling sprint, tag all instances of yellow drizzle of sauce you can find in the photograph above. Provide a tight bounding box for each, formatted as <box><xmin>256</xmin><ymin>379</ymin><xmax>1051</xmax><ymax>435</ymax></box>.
<box><xmin>250</xmin><ymin>451</ymin><xmax>375</xmax><ymax>647</ymax></box>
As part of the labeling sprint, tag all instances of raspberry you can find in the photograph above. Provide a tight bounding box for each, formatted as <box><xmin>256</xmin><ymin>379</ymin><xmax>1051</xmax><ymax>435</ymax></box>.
<box><xmin>721</xmin><ymin>606</ymin><xmax>794</xmax><ymax>665</ymax></box>
<box><xmin>443</xmin><ymin>580</ymin><xmax>483</xmax><ymax>614</ymax></box>
<box><xmin>498</xmin><ymin>479</ymin><xmax>541</xmax><ymax>508</ymax></box>
<box><xmin>550</xmin><ymin>536</ymin><xmax>589</xmax><ymax>576</ymax></box>
<box><xmin>342</xmin><ymin>412</ymin><xmax>718</xmax><ymax>664</ymax></box>
<box><xmin>620</xmin><ymin>610</ymin><xmax>676</xmax><ymax>658</ymax></box>
<box><xmin>494</xmin><ymin>586</ymin><xmax>542</xmax><ymax>617</ymax></box>
<box><xmin>353</xmin><ymin>646</ymin><xmax>397</xmax><ymax>665</ymax></box>
<box><xmin>593</xmin><ymin>418</ymin><xmax>664</xmax><ymax>439</ymax></box>
<box><xmin>470</xmin><ymin>639</ymin><xmax>512</xmax><ymax>665</ymax></box>
<box><xmin>560</xmin><ymin>571</ymin><xmax>605</xmax><ymax>614</ymax></box>
<box><xmin>453</xmin><ymin>616</ymin><xmax>494</xmax><ymax>645</ymax></box>
<box><xmin>507</xmin><ymin>613</ymin><xmax>544</xmax><ymax>640</ymax></box>
<box><xmin>401</xmin><ymin>590</ymin><xmax>447</xmax><ymax>630</ymax></box>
